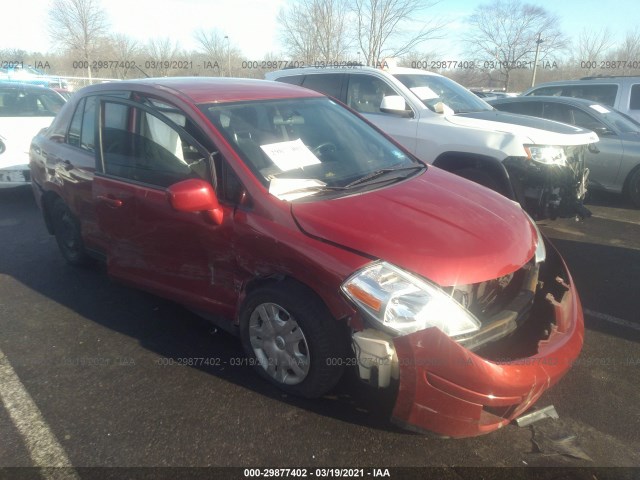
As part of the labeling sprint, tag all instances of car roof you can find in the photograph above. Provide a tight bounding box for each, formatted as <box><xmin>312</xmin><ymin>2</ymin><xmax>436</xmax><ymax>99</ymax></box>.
<box><xmin>265</xmin><ymin>65</ymin><xmax>443</xmax><ymax>79</ymax></box>
<box><xmin>489</xmin><ymin>95</ymin><xmax>612</xmax><ymax>109</ymax></box>
<box><xmin>77</xmin><ymin>77</ymin><xmax>324</xmax><ymax>104</ymax></box>
<box><xmin>524</xmin><ymin>76</ymin><xmax>640</xmax><ymax>94</ymax></box>
<box><xmin>0</xmin><ymin>81</ymin><xmax>56</xmax><ymax>92</ymax></box>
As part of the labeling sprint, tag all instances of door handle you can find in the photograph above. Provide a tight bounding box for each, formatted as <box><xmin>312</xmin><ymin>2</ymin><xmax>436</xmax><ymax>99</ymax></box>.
<box><xmin>97</xmin><ymin>195</ymin><xmax>123</xmax><ymax>208</ymax></box>
<box><xmin>588</xmin><ymin>143</ymin><xmax>600</xmax><ymax>154</ymax></box>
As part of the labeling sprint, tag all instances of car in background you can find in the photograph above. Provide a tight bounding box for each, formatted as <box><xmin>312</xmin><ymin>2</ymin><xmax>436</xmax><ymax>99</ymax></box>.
<box><xmin>470</xmin><ymin>90</ymin><xmax>514</xmax><ymax>101</ymax></box>
<box><xmin>0</xmin><ymin>82</ymin><xmax>66</xmax><ymax>188</ymax></box>
<box><xmin>489</xmin><ymin>95</ymin><xmax>640</xmax><ymax>207</ymax></box>
<box><xmin>30</xmin><ymin>77</ymin><xmax>583</xmax><ymax>438</ymax></box>
<box><xmin>266</xmin><ymin>66</ymin><xmax>598</xmax><ymax>220</ymax></box>
<box><xmin>523</xmin><ymin>76</ymin><xmax>640</xmax><ymax>123</ymax></box>
<box><xmin>0</xmin><ymin>65</ymin><xmax>68</xmax><ymax>90</ymax></box>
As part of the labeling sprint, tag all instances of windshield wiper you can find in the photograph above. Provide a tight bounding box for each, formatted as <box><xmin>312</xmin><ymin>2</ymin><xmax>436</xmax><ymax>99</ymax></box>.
<box><xmin>344</xmin><ymin>165</ymin><xmax>424</xmax><ymax>188</ymax></box>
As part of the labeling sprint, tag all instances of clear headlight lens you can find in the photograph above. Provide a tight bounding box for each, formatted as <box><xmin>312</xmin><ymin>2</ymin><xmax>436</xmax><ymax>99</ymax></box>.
<box><xmin>524</xmin><ymin>145</ymin><xmax>567</xmax><ymax>166</ymax></box>
<box><xmin>341</xmin><ymin>262</ymin><xmax>481</xmax><ymax>337</ymax></box>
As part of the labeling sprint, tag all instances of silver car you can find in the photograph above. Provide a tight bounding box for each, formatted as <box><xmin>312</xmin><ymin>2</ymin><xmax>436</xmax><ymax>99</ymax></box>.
<box><xmin>489</xmin><ymin>95</ymin><xmax>640</xmax><ymax>207</ymax></box>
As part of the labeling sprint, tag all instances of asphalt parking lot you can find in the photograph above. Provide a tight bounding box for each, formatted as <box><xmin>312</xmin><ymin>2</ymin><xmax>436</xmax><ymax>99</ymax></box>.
<box><xmin>1</xmin><ymin>186</ymin><xmax>639</xmax><ymax>478</ymax></box>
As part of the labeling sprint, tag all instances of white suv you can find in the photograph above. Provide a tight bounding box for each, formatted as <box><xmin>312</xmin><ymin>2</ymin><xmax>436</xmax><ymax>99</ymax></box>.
<box><xmin>266</xmin><ymin>66</ymin><xmax>598</xmax><ymax>219</ymax></box>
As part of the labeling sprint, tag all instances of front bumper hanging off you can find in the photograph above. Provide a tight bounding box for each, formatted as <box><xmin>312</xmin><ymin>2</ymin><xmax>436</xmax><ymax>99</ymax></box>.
<box><xmin>351</xmin><ymin>241</ymin><xmax>584</xmax><ymax>438</ymax></box>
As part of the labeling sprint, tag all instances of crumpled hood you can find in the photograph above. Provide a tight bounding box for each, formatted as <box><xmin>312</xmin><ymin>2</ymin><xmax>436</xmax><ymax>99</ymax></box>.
<box><xmin>291</xmin><ymin>168</ymin><xmax>537</xmax><ymax>286</ymax></box>
<box><xmin>446</xmin><ymin>111</ymin><xmax>599</xmax><ymax>146</ymax></box>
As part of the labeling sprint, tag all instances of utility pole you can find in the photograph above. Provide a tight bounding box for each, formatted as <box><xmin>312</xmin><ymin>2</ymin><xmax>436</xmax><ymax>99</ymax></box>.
<box><xmin>224</xmin><ymin>35</ymin><xmax>230</xmax><ymax>77</ymax></box>
<box><xmin>531</xmin><ymin>33</ymin><xmax>544</xmax><ymax>88</ymax></box>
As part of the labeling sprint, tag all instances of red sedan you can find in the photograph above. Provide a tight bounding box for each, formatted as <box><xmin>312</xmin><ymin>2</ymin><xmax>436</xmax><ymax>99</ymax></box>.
<box><xmin>29</xmin><ymin>77</ymin><xmax>583</xmax><ymax>437</ymax></box>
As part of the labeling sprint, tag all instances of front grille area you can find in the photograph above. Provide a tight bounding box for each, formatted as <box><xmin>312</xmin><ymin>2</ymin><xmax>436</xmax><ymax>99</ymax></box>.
<box><xmin>470</xmin><ymin>242</ymin><xmax>570</xmax><ymax>361</ymax></box>
<box><xmin>448</xmin><ymin>257</ymin><xmax>546</xmax><ymax>353</ymax></box>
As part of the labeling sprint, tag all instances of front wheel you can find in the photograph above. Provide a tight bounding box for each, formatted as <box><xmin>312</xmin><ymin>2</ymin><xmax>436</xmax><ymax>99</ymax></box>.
<box><xmin>625</xmin><ymin>168</ymin><xmax>640</xmax><ymax>208</ymax></box>
<box><xmin>239</xmin><ymin>281</ymin><xmax>347</xmax><ymax>398</ymax></box>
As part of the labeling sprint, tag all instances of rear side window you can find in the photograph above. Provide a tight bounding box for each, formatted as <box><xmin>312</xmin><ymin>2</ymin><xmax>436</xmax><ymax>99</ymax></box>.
<box><xmin>277</xmin><ymin>75</ymin><xmax>304</xmax><ymax>86</ymax></box>
<box><xmin>301</xmin><ymin>74</ymin><xmax>344</xmax><ymax>98</ymax></box>
<box><xmin>630</xmin><ymin>84</ymin><xmax>640</xmax><ymax>110</ymax></box>
<box><xmin>80</xmin><ymin>97</ymin><xmax>97</xmax><ymax>152</ymax></box>
<box><xmin>567</xmin><ymin>85</ymin><xmax>618</xmax><ymax>106</ymax></box>
<box><xmin>67</xmin><ymin>97</ymin><xmax>85</xmax><ymax>148</ymax></box>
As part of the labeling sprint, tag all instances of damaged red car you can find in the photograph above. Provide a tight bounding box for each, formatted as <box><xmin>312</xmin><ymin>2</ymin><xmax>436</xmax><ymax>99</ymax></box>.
<box><xmin>29</xmin><ymin>78</ymin><xmax>583</xmax><ymax>438</ymax></box>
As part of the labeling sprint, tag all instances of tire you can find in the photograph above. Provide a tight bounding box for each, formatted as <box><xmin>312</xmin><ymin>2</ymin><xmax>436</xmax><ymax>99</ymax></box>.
<box><xmin>51</xmin><ymin>199</ymin><xmax>91</xmax><ymax>266</ymax></box>
<box><xmin>239</xmin><ymin>281</ymin><xmax>347</xmax><ymax>398</ymax></box>
<box><xmin>625</xmin><ymin>168</ymin><xmax>640</xmax><ymax>208</ymax></box>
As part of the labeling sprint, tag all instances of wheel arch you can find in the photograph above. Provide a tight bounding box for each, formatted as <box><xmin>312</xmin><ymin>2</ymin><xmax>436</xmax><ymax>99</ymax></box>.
<box><xmin>433</xmin><ymin>152</ymin><xmax>516</xmax><ymax>200</ymax></box>
<box><xmin>622</xmin><ymin>162</ymin><xmax>640</xmax><ymax>206</ymax></box>
<box><xmin>235</xmin><ymin>274</ymin><xmax>353</xmax><ymax>330</ymax></box>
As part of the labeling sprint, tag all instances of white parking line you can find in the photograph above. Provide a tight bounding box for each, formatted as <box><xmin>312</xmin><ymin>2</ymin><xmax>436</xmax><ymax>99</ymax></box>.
<box><xmin>0</xmin><ymin>348</ymin><xmax>79</xmax><ymax>478</ymax></box>
<box><xmin>584</xmin><ymin>309</ymin><xmax>640</xmax><ymax>332</ymax></box>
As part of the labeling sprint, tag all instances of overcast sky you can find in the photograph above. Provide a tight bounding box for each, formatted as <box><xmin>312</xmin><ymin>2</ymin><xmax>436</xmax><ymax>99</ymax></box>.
<box><xmin>1</xmin><ymin>0</ymin><xmax>637</xmax><ymax>60</ymax></box>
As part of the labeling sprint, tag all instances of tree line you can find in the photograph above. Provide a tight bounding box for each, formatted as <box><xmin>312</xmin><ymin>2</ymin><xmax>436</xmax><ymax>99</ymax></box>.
<box><xmin>1</xmin><ymin>0</ymin><xmax>638</xmax><ymax>92</ymax></box>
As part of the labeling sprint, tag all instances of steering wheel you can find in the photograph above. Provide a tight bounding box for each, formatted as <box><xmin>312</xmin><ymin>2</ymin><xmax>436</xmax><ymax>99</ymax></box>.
<box><xmin>312</xmin><ymin>142</ymin><xmax>337</xmax><ymax>157</ymax></box>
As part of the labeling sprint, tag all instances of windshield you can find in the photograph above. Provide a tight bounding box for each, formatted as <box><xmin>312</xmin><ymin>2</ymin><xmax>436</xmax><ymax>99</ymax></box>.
<box><xmin>590</xmin><ymin>104</ymin><xmax>640</xmax><ymax>134</ymax></box>
<box><xmin>199</xmin><ymin>97</ymin><xmax>421</xmax><ymax>199</ymax></box>
<box><xmin>394</xmin><ymin>74</ymin><xmax>493</xmax><ymax>114</ymax></box>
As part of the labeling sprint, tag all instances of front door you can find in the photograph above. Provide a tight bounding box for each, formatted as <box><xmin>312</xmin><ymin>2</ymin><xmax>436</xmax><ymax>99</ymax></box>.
<box><xmin>93</xmin><ymin>96</ymin><xmax>237</xmax><ymax>314</ymax></box>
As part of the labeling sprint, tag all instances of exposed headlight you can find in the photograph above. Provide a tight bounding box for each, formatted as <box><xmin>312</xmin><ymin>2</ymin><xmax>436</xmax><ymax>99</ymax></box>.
<box><xmin>524</xmin><ymin>145</ymin><xmax>567</xmax><ymax>166</ymax></box>
<box><xmin>522</xmin><ymin>211</ymin><xmax>546</xmax><ymax>264</ymax></box>
<box><xmin>341</xmin><ymin>262</ymin><xmax>481</xmax><ymax>337</ymax></box>
<box><xmin>0</xmin><ymin>138</ymin><xmax>5</xmax><ymax>155</ymax></box>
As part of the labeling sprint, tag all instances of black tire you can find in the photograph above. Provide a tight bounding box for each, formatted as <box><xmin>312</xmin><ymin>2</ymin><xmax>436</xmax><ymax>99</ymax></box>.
<box><xmin>239</xmin><ymin>280</ymin><xmax>347</xmax><ymax>398</ymax></box>
<box><xmin>625</xmin><ymin>168</ymin><xmax>640</xmax><ymax>208</ymax></box>
<box><xmin>51</xmin><ymin>199</ymin><xmax>91</xmax><ymax>266</ymax></box>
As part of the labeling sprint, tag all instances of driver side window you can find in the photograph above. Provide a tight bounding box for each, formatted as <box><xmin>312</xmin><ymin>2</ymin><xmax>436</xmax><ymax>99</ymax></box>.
<box><xmin>100</xmin><ymin>101</ymin><xmax>210</xmax><ymax>188</ymax></box>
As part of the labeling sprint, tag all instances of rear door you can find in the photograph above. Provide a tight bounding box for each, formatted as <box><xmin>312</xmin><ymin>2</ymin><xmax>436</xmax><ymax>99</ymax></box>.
<box><xmin>93</xmin><ymin>96</ymin><xmax>238</xmax><ymax>313</ymax></box>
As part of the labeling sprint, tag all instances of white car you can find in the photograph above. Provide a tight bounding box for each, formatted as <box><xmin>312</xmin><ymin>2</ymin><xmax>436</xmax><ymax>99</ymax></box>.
<box><xmin>0</xmin><ymin>82</ymin><xmax>66</xmax><ymax>188</ymax></box>
<box><xmin>266</xmin><ymin>66</ymin><xmax>599</xmax><ymax>219</ymax></box>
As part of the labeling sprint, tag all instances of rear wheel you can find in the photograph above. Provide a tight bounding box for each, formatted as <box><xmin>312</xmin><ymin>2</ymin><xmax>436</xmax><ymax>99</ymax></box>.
<box><xmin>51</xmin><ymin>199</ymin><xmax>91</xmax><ymax>266</ymax></box>
<box><xmin>239</xmin><ymin>281</ymin><xmax>347</xmax><ymax>398</ymax></box>
<box><xmin>625</xmin><ymin>168</ymin><xmax>640</xmax><ymax>208</ymax></box>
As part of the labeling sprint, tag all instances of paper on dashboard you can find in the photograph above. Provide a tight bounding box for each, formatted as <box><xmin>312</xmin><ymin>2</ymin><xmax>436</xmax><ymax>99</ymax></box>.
<box><xmin>269</xmin><ymin>178</ymin><xmax>327</xmax><ymax>201</ymax></box>
<box><xmin>260</xmin><ymin>139</ymin><xmax>321</xmax><ymax>172</ymax></box>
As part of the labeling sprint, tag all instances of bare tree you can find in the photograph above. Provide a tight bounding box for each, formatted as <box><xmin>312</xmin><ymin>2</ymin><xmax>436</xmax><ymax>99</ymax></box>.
<box><xmin>193</xmin><ymin>29</ymin><xmax>244</xmax><ymax>76</ymax></box>
<box><xmin>612</xmin><ymin>28</ymin><xmax>640</xmax><ymax>75</ymax></box>
<box><xmin>278</xmin><ymin>0</ymin><xmax>352</xmax><ymax>64</ymax></box>
<box><xmin>351</xmin><ymin>0</ymin><xmax>446</xmax><ymax>67</ymax></box>
<box><xmin>144</xmin><ymin>37</ymin><xmax>181</xmax><ymax>77</ymax></box>
<box><xmin>105</xmin><ymin>34</ymin><xmax>140</xmax><ymax>79</ymax></box>
<box><xmin>48</xmin><ymin>0</ymin><xmax>109</xmax><ymax>80</ymax></box>
<box><xmin>463</xmin><ymin>0</ymin><xmax>567</xmax><ymax>90</ymax></box>
<box><xmin>572</xmin><ymin>28</ymin><xmax>614</xmax><ymax>75</ymax></box>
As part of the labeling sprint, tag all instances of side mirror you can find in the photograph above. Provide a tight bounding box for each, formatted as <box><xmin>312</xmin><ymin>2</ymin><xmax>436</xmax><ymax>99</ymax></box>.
<box><xmin>167</xmin><ymin>178</ymin><xmax>223</xmax><ymax>225</ymax></box>
<box><xmin>592</xmin><ymin>126</ymin><xmax>615</xmax><ymax>137</ymax></box>
<box><xmin>380</xmin><ymin>95</ymin><xmax>413</xmax><ymax>118</ymax></box>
